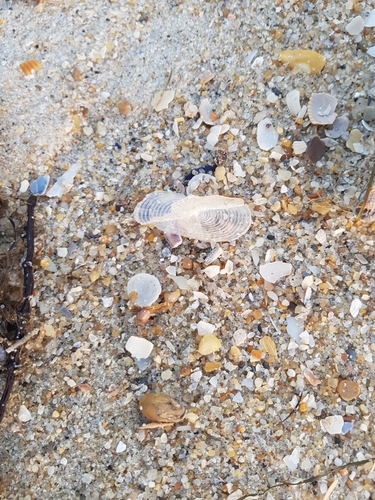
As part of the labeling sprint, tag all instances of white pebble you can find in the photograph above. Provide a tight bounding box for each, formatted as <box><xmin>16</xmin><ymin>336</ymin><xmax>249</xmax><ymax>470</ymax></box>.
<box><xmin>350</xmin><ymin>298</ymin><xmax>362</xmax><ymax>318</ymax></box>
<box><xmin>346</xmin><ymin>15</ymin><xmax>364</xmax><ymax>35</ymax></box>
<box><xmin>102</xmin><ymin>297</ymin><xmax>114</xmax><ymax>308</ymax></box>
<box><xmin>204</xmin><ymin>265</ymin><xmax>221</xmax><ymax>278</ymax></box>
<box><xmin>197</xmin><ymin>321</ymin><xmax>216</xmax><ymax>335</ymax></box>
<box><xmin>367</xmin><ymin>46</ymin><xmax>375</xmax><ymax>57</ymax></box>
<box><xmin>19</xmin><ymin>180</ymin><xmax>29</xmax><ymax>193</ymax></box>
<box><xmin>315</xmin><ymin>229</ymin><xmax>327</xmax><ymax>244</ymax></box>
<box><xmin>233</xmin><ymin>160</ymin><xmax>246</xmax><ymax>177</ymax></box>
<box><xmin>277</xmin><ymin>169</ymin><xmax>292</xmax><ymax>181</ymax></box>
<box><xmin>18</xmin><ymin>405</ymin><xmax>31</xmax><ymax>422</ymax></box>
<box><xmin>259</xmin><ymin>261</ymin><xmax>293</xmax><ymax>283</ymax></box>
<box><xmin>96</xmin><ymin>121</ymin><xmax>107</xmax><ymax>136</ymax></box>
<box><xmin>116</xmin><ymin>441</ymin><xmax>127</xmax><ymax>453</ymax></box>
<box><xmin>57</xmin><ymin>247</ymin><xmax>68</xmax><ymax>258</ymax></box>
<box><xmin>125</xmin><ymin>336</ymin><xmax>154</xmax><ymax>359</ymax></box>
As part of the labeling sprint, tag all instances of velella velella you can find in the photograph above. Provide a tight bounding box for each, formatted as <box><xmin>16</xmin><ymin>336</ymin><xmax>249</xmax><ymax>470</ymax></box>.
<box><xmin>134</xmin><ymin>191</ymin><xmax>251</xmax><ymax>242</ymax></box>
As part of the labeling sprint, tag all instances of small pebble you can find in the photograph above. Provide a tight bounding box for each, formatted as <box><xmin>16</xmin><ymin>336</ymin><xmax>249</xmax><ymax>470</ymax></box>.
<box><xmin>305</xmin><ymin>136</ymin><xmax>326</xmax><ymax>164</ymax></box>
<box><xmin>96</xmin><ymin>121</ymin><xmax>107</xmax><ymax>136</ymax></box>
<box><xmin>116</xmin><ymin>441</ymin><xmax>127</xmax><ymax>453</ymax></box>
<box><xmin>118</xmin><ymin>99</ymin><xmax>132</xmax><ymax>115</ymax></box>
<box><xmin>125</xmin><ymin>336</ymin><xmax>154</xmax><ymax>359</ymax></box>
<box><xmin>346</xmin><ymin>15</ymin><xmax>364</xmax><ymax>36</ymax></box>
<box><xmin>164</xmin><ymin>289</ymin><xmax>181</xmax><ymax>303</ymax></box>
<box><xmin>260</xmin><ymin>261</ymin><xmax>293</xmax><ymax>283</ymax></box>
<box><xmin>337</xmin><ymin>380</ymin><xmax>360</xmax><ymax>402</ymax></box>
<box><xmin>198</xmin><ymin>334</ymin><xmax>222</xmax><ymax>355</ymax></box>
<box><xmin>181</xmin><ymin>257</ymin><xmax>193</xmax><ymax>270</ymax></box>
<box><xmin>346</xmin><ymin>129</ymin><xmax>362</xmax><ymax>152</ymax></box>
<box><xmin>18</xmin><ymin>405</ymin><xmax>31</xmax><ymax>423</ymax></box>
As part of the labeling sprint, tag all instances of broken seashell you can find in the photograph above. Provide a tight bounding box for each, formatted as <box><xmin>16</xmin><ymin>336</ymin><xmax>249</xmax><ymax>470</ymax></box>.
<box><xmin>151</xmin><ymin>90</ymin><xmax>175</xmax><ymax>112</ymax></box>
<box><xmin>346</xmin><ymin>15</ymin><xmax>364</xmax><ymax>36</ymax></box>
<box><xmin>285</xmin><ymin>89</ymin><xmax>301</xmax><ymax>116</ymax></box>
<box><xmin>19</xmin><ymin>60</ymin><xmax>42</xmax><ymax>75</ymax></box>
<box><xmin>260</xmin><ymin>261</ymin><xmax>292</xmax><ymax>283</ymax></box>
<box><xmin>184</xmin><ymin>101</ymin><xmax>198</xmax><ymax>118</ymax></box>
<box><xmin>134</xmin><ymin>191</ymin><xmax>252</xmax><ymax>242</ymax></box>
<box><xmin>325</xmin><ymin>115</ymin><xmax>349</xmax><ymax>138</ymax></box>
<box><xmin>320</xmin><ymin>415</ymin><xmax>344</xmax><ymax>435</ymax></box>
<box><xmin>126</xmin><ymin>336</ymin><xmax>154</xmax><ymax>359</ymax></box>
<box><xmin>257</xmin><ymin>118</ymin><xmax>278</xmax><ymax>151</ymax></box>
<box><xmin>186</xmin><ymin>173</ymin><xmax>218</xmax><ymax>196</ymax></box>
<box><xmin>46</xmin><ymin>163</ymin><xmax>80</xmax><ymax>198</ymax></box>
<box><xmin>280</xmin><ymin>50</ymin><xmax>326</xmax><ymax>74</ymax></box>
<box><xmin>127</xmin><ymin>273</ymin><xmax>161</xmax><ymax>307</ymax></box>
<box><xmin>308</xmin><ymin>93</ymin><xmax>337</xmax><ymax>125</ymax></box>
<box><xmin>199</xmin><ymin>98</ymin><xmax>216</xmax><ymax>125</ymax></box>
<box><xmin>139</xmin><ymin>393</ymin><xmax>185</xmax><ymax>423</ymax></box>
<box><xmin>365</xmin><ymin>10</ymin><xmax>375</xmax><ymax>27</ymax></box>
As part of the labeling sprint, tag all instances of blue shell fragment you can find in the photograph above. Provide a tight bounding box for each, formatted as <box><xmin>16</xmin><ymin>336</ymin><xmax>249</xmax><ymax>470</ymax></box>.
<box><xmin>30</xmin><ymin>175</ymin><xmax>50</xmax><ymax>195</ymax></box>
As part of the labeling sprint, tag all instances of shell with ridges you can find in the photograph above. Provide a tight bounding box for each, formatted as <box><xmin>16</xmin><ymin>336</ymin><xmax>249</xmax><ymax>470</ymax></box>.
<box><xmin>308</xmin><ymin>93</ymin><xmax>337</xmax><ymax>125</ymax></box>
<box><xmin>139</xmin><ymin>393</ymin><xmax>185</xmax><ymax>423</ymax></box>
<box><xmin>134</xmin><ymin>191</ymin><xmax>251</xmax><ymax>242</ymax></box>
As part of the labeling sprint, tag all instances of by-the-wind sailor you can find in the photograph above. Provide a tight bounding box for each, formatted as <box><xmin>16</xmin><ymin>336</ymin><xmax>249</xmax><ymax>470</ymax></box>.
<box><xmin>134</xmin><ymin>191</ymin><xmax>251</xmax><ymax>242</ymax></box>
<box><xmin>30</xmin><ymin>175</ymin><xmax>50</xmax><ymax>195</ymax></box>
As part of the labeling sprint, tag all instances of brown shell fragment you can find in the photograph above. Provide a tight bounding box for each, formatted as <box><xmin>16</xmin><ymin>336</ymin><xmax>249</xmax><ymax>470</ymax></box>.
<box><xmin>259</xmin><ymin>336</ymin><xmax>277</xmax><ymax>357</ymax></box>
<box><xmin>19</xmin><ymin>60</ymin><xmax>42</xmax><ymax>75</ymax></box>
<box><xmin>337</xmin><ymin>380</ymin><xmax>360</xmax><ymax>402</ymax></box>
<box><xmin>279</xmin><ymin>50</ymin><xmax>326</xmax><ymax>74</ymax></box>
<box><xmin>139</xmin><ymin>393</ymin><xmax>185</xmax><ymax>423</ymax></box>
<box><xmin>306</xmin><ymin>136</ymin><xmax>326</xmax><ymax>163</ymax></box>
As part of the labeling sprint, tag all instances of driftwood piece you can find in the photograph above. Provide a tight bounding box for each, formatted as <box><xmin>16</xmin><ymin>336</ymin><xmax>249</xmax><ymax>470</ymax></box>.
<box><xmin>0</xmin><ymin>195</ymin><xmax>36</xmax><ymax>424</ymax></box>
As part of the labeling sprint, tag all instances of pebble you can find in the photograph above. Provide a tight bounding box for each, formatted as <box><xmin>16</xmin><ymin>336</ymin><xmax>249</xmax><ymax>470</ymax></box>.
<box><xmin>204</xmin><ymin>265</ymin><xmax>221</xmax><ymax>278</ymax></box>
<box><xmin>346</xmin><ymin>15</ymin><xmax>364</xmax><ymax>35</ymax></box>
<box><xmin>305</xmin><ymin>136</ymin><xmax>326</xmax><ymax>164</ymax></box>
<box><xmin>96</xmin><ymin>121</ymin><xmax>107</xmax><ymax>136</ymax></box>
<box><xmin>315</xmin><ymin>229</ymin><xmax>327</xmax><ymax>244</ymax></box>
<box><xmin>283</xmin><ymin>447</ymin><xmax>300</xmax><ymax>472</ymax></box>
<box><xmin>118</xmin><ymin>99</ymin><xmax>132</xmax><ymax>115</ymax></box>
<box><xmin>184</xmin><ymin>101</ymin><xmax>198</xmax><ymax>118</ymax></box>
<box><xmin>277</xmin><ymin>168</ymin><xmax>292</xmax><ymax>181</ymax></box>
<box><xmin>198</xmin><ymin>334</ymin><xmax>222</xmax><ymax>355</ymax></box>
<box><xmin>197</xmin><ymin>320</ymin><xmax>216</xmax><ymax>335</ymax></box>
<box><xmin>18</xmin><ymin>405</ymin><xmax>31</xmax><ymax>423</ymax></box>
<box><xmin>139</xmin><ymin>393</ymin><xmax>185</xmax><ymax>422</ymax></box>
<box><xmin>214</xmin><ymin>166</ymin><xmax>226</xmax><ymax>181</ymax></box>
<box><xmin>279</xmin><ymin>49</ymin><xmax>326</xmax><ymax>74</ymax></box>
<box><xmin>181</xmin><ymin>257</ymin><xmax>193</xmax><ymax>269</ymax></box>
<box><xmin>346</xmin><ymin>129</ymin><xmax>362</xmax><ymax>151</ymax></box>
<box><xmin>292</xmin><ymin>140</ymin><xmax>307</xmax><ymax>155</ymax></box>
<box><xmin>363</xmin><ymin>106</ymin><xmax>375</xmax><ymax>122</ymax></box>
<box><xmin>125</xmin><ymin>336</ymin><xmax>154</xmax><ymax>359</ymax></box>
<box><xmin>259</xmin><ymin>261</ymin><xmax>293</xmax><ymax>283</ymax></box>
<box><xmin>163</xmin><ymin>289</ymin><xmax>181</xmax><ymax>303</ymax></box>
<box><xmin>337</xmin><ymin>380</ymin><xmax>360</xmax><ymax>402</ymax></box>
<box><xmin>116</xmin><ymin>441</ymin><xmax>127</xmax><ymax>453</ymax></box>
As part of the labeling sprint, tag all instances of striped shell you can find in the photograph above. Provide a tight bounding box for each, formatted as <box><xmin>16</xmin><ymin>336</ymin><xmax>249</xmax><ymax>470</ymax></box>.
<box><xmin>134</xmin><ymin>191</ymin><xmax>251</xmax><ymax>242</ymax></box>
<box><xmin>19</xmin><ymin>60</ymin><xmax>42</xmax><ymax>75</ymax></box>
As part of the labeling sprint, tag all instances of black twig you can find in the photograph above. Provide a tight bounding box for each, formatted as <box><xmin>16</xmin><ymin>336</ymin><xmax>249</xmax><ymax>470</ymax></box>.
<box><xmin>0</xmin><ymin>195</ymin><xmax>36</xmax><ymax>424</ymax></box>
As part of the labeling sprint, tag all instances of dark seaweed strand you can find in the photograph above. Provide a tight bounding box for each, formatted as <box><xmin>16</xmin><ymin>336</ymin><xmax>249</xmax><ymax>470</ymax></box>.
<box><xmin>0</xmin><ymin>195</ymin><xmax>36</xmax><ymax>424</ymax></box>
<box><xmin>355</xmin><ymin>162</ymin><xmax>375</xmax><ymax>222</ymax></box>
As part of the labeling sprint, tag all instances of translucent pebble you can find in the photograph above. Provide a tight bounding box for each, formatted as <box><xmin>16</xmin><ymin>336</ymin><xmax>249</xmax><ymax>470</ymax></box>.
<box><xmin>18</xmin><ymin>405</ymin><xmax>32</xmax><ymax>422</ymax></box>
<box><xmin>285</xmin><ymin>89</ymin><xmax>301</xmax><ymax>116</ymax></box>
<box><xmin>116</xmin><ymin>441</ymin><xmax>127</xmax><ymax>453</ymax></box>
<box><xmin>134</xmin><ymin>191</ymin><xmax>251</xmax><ymax>243</ymax></box>
<box><xmin>259</xmin><ymin>261</ymin><xmax>293</xmax><ymax>283</ymax></box>
<box><xmin>346</xmin><ymin>15</ymin><xmax>364</xmax><ymax>35</ymax></box>
<box><xmin>365</xmin><ymin>10</ymin><xmax>375</xmax><ymax>27</ymax></box>
<box><xmin>257</xmin><ymin>118</ymin><xmax>278</xmax><ymax>151</ymax></box>
<box><xmin>280</xmin><ymin>49</ymin><xmax>326</xmax><ymax>74</ymax></box>
<box><xmin>197</xmin><ymin>321</ymin><xmax>216</xmax><ymax>335</ymax></box>
<box><xmin>337</xmin><ymin>380</ymin><xmax>360</xmax><ymax>401</ymax></box>
<box><xmin>198</xmin><ymin>334</ymin><xmax>222</xmax><ymax>355</ymax></box>
<box><xmin>283</xmin><ymin>447</ymin><xmax>300</xmax><ymax>472</ymax></box>
<box><xmin>125</xmin><ymin>336</ymin><xmax>154</xmax><ymax>359</ymax></box>
<box><xmin>30</xmin><ymin>175</ymin><xmax>50</xmax><ymax>195</ymax></box>
<box><xmin>19</xmin><ymin>180</ymin><xmax>29</xmax><ymax>193</ymax></box>
<box><xmin>127</xmin><ymin>273</ymin><xmax>161</xmax><ymax>307</ymax></box>
<box><xmin>286</xmin><ymin>317</ymin><xmax>304</xmax><ymax>342</ymax></box>
<box><xmin>346</xmin><ymin>129</ymin><xmax>362</xmax><ymax>152</ymax></box>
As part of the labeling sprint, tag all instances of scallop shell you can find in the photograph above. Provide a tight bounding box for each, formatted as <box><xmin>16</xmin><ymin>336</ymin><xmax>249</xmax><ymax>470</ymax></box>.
<box><xmin>308</xmin><ymin>93</ymin><xmax>337</xmax><ymax>125</ymax></box>
<box><xmin>134</xmin><ymin>191</ymin><xmax>251</xmax><ymax>242</ymax></box>
<box><xmin>19</xmin><ymin>60</ymin><xmax>42</xmax><ymax>75</ymax></box>
<box><xmin>285</xmin><ymin>89</ymin><xmax>301</xmax><ymax>116</ymax></box>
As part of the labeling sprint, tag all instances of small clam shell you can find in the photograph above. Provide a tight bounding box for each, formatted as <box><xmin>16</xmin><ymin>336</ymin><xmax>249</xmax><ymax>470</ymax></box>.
<box><xmin>320</xmin><ymin>415</ymin><xmax>344</xmax><ymax>435</ymax></box>
<box><xmin>308</xmin><ymin>93</ymin><xmax>337</xmax><ymax>125</ymax></box>
<box><xmin>257</xmin><ymin>118</ymin><xmax>278</xmax><ymax>151</ymax></box>
<box><xmin>139</xmin><ymin>393</ymin><xmax>185</xmax><ymax>423</ymax></box>
<box><xmin>19</xmin><ymin>60</ymin><xmax>42</xmax><ymax>75</ymax></box>
<box><xmin>325</xmin><ymin>115</ymin><xmax>349</xmax><ymax>138</ymax></box>
<box><xmin>134</xmin><ymin>191</ymin><xmax>251</xmax><ymax>243</ymax></box>
<box><xmin>199</xmin><ymin>98</ymin><xmax>215</xmax><ymax>125</ymax></box>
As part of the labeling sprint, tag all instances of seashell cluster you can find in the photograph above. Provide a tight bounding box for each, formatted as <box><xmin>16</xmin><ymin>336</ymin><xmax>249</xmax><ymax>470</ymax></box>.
<box><xmin>308</xmin><ymin>93</ymin><xmax>337</xmax><ymax>125</ymax></box>
<box><xmin>134</xmin><ymin>191</ymin><xmax>251</xmax><ymax>242</ymax></box>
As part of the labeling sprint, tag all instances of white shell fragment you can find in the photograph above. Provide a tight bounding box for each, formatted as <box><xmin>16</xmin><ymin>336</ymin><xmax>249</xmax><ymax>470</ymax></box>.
<box><xmin>18</xmin><ymin>405</ymin><xmax>32</xmax><ymax>422</ymax></box>
<box><xmin>292</xmin><ymin>140</ymin><xmax>307</xmax><ymax>155</ymax></box>
<box><xmin>197</xmin><ymin>321</ymin><xmax>216</xmax><ymax>335</ymax></box>
<box><xmin>325</xmin><ymin>115</ymin><xmax>349</xmax><ymax>138</ymax></box>
<box><xmin>260</xmin><ymin>261</ymin><xmax>293</xmax><ymax>283</ymax></box>
<box><xmin>46</xmin><ymin>163</ymin><xmax>80</xmax><ymax>198</ymax></box>
<box><xmin>308</xmin><ymin>93</ymin><xmax>337</xmax><ymax>125</ymax></box>
<box><xmin>367</xmin><ymin>46</ymin><xmax>375</xmax><ymax>57</ymax></box>
<box><xmin>125</xmin><ymin>336</ymin><xmax>154</xmax><ymax>359</ymax></box>
<box><xmin>116</xmin><ymin>441</ymin><xmax>127</xmax><ymax>453</ymax></box>
<box><xmin>30</xmin><ymin>175</ymin><xmax>50</xmax><ymax>195</ymax></box>
<box><xmin>364</xmin><ymin>10</ymin><xmax>375</xmax><ymax>27</ymax></box>
<box><xmin>134</xmin><ymin>191</ymin><xmax>252</xmax><ymax>242</ymax></box>
<box><xmin>127</xmin><ymin>273</ymin><xmax>161</xmax><ymax>307</ymax></box>
<box><xmin>186</xmin><ymin>174</ymin><xmax>218</xmax><ymax>196</ymax></box>
<box><xmin>151</xmin><ymin>90</ymin><xmax>175</xmax><ymax>112</ymax></box>
<box><xmin>350</xmin><ymin>297</ymin><xmax>362</xmax><ymax>318</ymax></box>
<box><xmin>320</xmin><ymin>415</ymin><xmax>344</xmax><ymax>435</ymax></box>
<box><xmin>283</xmin><ymin>447</ymin><xmax>300</xmax><ymax>472</ymax></box>
<box><xmin>286</xmin><ymin>89</ymin><xmax>301</xmax><ymax>116</ymax></box>
<box><xmin>199</xmin><ymin>98</ymin><xmax>215</xmax><ymax>125</ymax></box>
<box><xmin>346</xmin><ymin>15</ymin><xmax>365</xmax><ymax>35</ymax></box>
<box><xmin>257</xmin><ymin>118</ymin><xmax>278</xmax><ymax>151</ymax></box>
<box><xmin>184</xmin><ymin>101</ymin><xmax>198</xmax><ymax>118</ymax></box>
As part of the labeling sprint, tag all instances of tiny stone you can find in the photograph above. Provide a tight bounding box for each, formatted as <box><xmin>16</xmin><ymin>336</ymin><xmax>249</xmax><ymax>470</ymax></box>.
<box><xmin>89</xmin><ymin>269</ymin><xmax>100</xmax><ymax>282</ymax></box>
<box><xmin>181</xmin><ymin>257</ymin><xmax>193</xmax><ymax>270</ymax></box>
<box><xmin>118</xmin><ymin>99</ymin><xmax>132</xmax><ymax>115</ymax></box>
<box><xmin>278</xmin><ymin>168</ymin><xmax>292</xmax><ymax>181</ymax></box>
<box><xmin>204</xmin><ymin>361</ymin><xmax>221</xmax><ymax>372</ymax></box>
<box><xmin>215</xmin><ymin>166</ymin><xmax>226</xmax><ymax>181</ymax></box>
<box><xmin>125</xmin><ymin>336</ymin><xmax>154</xmax><ymax>359</ymax></box>
<box><xmin>346</xmin><ymin>129</ymin><xmax>362</xmax><ymax>152</ymax></box>
<box><xmin>337</xmin><ymin>380</ymin><xmax>360</xmax><ymax>402</ymax></box>
<box><xmin>18</xmin><ymin>405</ymin><xmax>31</xmax><ymax>422</ymax></box>
<box><xmin>350</xmin><ymin>297</ymin><xmax>362</xmax><ymax>318</ymax></box>
<box><xmin>116</xmin><ymin>441</ymin><xmax>127</xmax><ymax>453</ymax></box>
<box><xmin>260</xmin><ymin>261</ymin><xmax>293</xmax><ymax>283</ymax></box>
<box><xmin>315</xmin><ymin>229</ymin><xmax>327</xmax><ymax>244</ymax></box>
<box><xmin>363</xmin><ymin>106</ymin><xmax>375</xmax><ymax>122</ymax></box>
<box><xmin>96</xmin><ymin>121</ymin><xmax>107</xmax><ymax>136</ymax></box>
<box><xmin>164</xmin><ymin>289</ymin><xmax>181</xmax><ymax>303</ymax></box>
<box><xmin>305</xmin><ymin>136</ymin><xmax>326</xmax><ymax>164</ymax></box>
<box><xmin>161</xmin><ymin>369</ymin><xmax>173</xmax><ymax>380</ymax></box>
<box><xmin>197</xmin><ymin>321</ymin><xmax>216</xmax><ymax>335</ymax></box>
<box><xmin>204</xmin><ymin>265</ymin><xmax>220</xmax><ymax>278</ymax></box>
<box><xmin>198</xmin><ymin>334</ymin><xmax>222</xmax><ymax>355</ymax></box>
<box><xmin>346</xmin><ymin>15</ymin><xmax>364</xmax><ymax>35</ymax></box>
